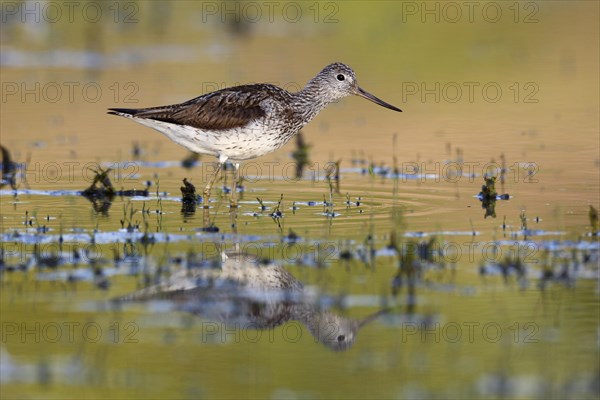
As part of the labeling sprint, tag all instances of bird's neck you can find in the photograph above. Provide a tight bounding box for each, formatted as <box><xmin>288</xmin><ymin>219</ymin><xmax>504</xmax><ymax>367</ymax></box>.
<box><xmin>292</xmin><ymin>79</ymin><xmax>333</xmax><ymax>125</ymax></box>
<box><xmin>291</xmin><ymin>304</ymin><xmax>344</xmax><ymax>338</ymax></box>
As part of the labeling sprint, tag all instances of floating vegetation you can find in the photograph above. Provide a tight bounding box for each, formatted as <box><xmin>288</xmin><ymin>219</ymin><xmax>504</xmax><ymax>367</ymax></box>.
<box><xmin>269</xmin><ymin>194</ymin><xmax>284</xmax><ymax>218</ymax></box>
<box><xmin>344</xmin><ymin>193</ymin><xmax>361</xmax><ymax>209</ymax></box>
<box><xmin>181</xmin><ymin>152</ymin><xmax>200</xmax><ymax>169</ymax></box>
<box><xmin>499</xmin><ymin>153</ymin><xmax>507</xmax><ymax>193</ymax></box>
<box><xmin>81</xmin><ymin>167</ymin><xmax>149</xmax><ymax>214</ymax></box>
<box><xmin>0</xmin><ymin>145</ymin><xmax>18</xmax><ymax>190</ymax></box>
<box><xmin>518</xmin><ymin>210</ymin><xmax>536</xmax><ymax>240</ymax></box>
<box><xmin>520</xmin><ymin>210</ymin><xmax>528</xmax><ymax>231</ymax></box>
<box><xmin>325</xmin><ymin>159</ymin><xmax>341</xmax><ymax>195</ymax></box>
<box><xmin>537</xmin><ymin>244</ymin><xmax>599</xmax><ymax>290</ymax></box>
<box><xmin>589</xmin><ymin>205</ymin><xmax>598</xmax><ymax>236</ymax></box>
<box><xmin>81</xmin><ymin>167</ymin><xmax>116</xmax><ymax>214</ymax></box>
<box><xmin>180</xmin><ymin>178</ymin><xmax>199</xmax><ymax>215</ymax></box>
<box><xmin>477</xmin><ymin>237</ymin><xmax>599</xmax><ymax>291</ymax></box>
<box><xmin>455</xmin><ymin>147</ymin><xmax>464</xmax><ymax>164</ymax></box>
<box><xmin>131</xmin><ymin>141</ymin><xmax>142</xmax><ymax>160</ymax></box>
<box><xmin>322</xmin><ymin>193</ymin><xmax>338</xmax><ymax>218</ymax></box>
<box><xmin>82</xmin><ymin>167</ymin><xmax>116</xmax><ymax>198</ymax></box>
<box><xmin>81</xmin><ymin>167</ymin><xmax>149</xmax><ymax>200</ymax></box>
<box><xmin>291</xmin><ymin>201</ymin><xmax>299</xmax><ymax>213</ymax></box>
<box><xmin>350</xmin><ymin>149</ymin><xmax>367</xmax><ymax>168</ymax></box>
<box><xmin>245</xmin><ymin>194</ymin><xmax>285</xmax><ymax>229</ymax></box>
<box><xmin>480</xmin><ymin>176</ymin><xmax>498</xmax><ymax>199</ymax></box>
<box><xmin>284</xmin><ymin>230</ymin><xmax>299</xmax><ymax>243</ymax></box>
<box><xmin>477</xmin><ymin>176</ymin><xmax>510</xmax><ymax>218</ymax></box>
<box><xmin>391</xmin><ymin>239</ymin><xmax>421</xmax><ymax>311</ymax></box>
<box><xmin>479</xmin><ymin>250</ymin><xmax>527</xmax><ymax>288</ymax></box>
<box><xmin>247</xmin><ymin>197</ymin><xmax>288</xmax><ymax>224</ymax></box>
<box><xmin>255</xmin><ymin>197</ymin><xmax>268</xmax><ymax>211</ymax></box>
<box><xmin>291</xmin><ymin>130</ymin><xmax>311</xmax><ymax>178</ymax></box>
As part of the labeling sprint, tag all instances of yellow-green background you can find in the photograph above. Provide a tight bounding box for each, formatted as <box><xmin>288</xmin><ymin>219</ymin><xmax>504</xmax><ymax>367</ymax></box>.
<box><xmin>1</xmin><ymin>1</ymin><xmax>598</xmax><ymax>399</ymax></box>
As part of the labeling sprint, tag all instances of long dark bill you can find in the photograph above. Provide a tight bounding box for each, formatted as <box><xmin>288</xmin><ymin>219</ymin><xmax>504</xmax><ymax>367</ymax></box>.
<box><xmin>356</xmin><ymin>87</ymin><xmax>402</xmax><ymax>112</ymax></box>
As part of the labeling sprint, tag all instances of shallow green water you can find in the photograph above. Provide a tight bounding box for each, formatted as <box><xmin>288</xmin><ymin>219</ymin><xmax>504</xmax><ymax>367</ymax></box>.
<box><xmin>1</xmin><ymin>1</ymin><xmax>599</xmax><ymax>399</ymax></box>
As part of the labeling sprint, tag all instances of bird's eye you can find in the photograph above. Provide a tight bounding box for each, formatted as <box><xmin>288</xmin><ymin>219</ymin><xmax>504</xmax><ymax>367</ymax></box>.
<box><xmin>337</xmin><ymin>335</ymin><xmax>345</xmax><ymax>342</ymax></box>
<box><xmin>336</xmin><ymin>74</ymin><xmax>345</xmax><ymax>81</ymax></box>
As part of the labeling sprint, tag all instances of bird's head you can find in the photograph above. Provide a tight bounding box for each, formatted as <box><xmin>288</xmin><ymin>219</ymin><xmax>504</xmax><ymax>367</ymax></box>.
<box><xmin>314</xmin><ymin>62</ymin><xmax>402</xmax><ymax>112</ymax></box>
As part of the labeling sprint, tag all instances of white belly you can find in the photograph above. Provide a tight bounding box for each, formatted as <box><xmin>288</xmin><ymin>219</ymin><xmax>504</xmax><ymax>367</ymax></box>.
<box><xmin>129</xmin><ymin>118</ymin><xmax>295</xmax><ymax>161</ymax></box>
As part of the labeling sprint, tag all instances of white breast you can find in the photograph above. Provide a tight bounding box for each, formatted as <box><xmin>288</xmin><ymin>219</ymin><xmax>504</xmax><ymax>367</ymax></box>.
<box><xmin>129</xmin><ymin>117</ymin><xmax>298</xmax><ymax>161</ymax></box>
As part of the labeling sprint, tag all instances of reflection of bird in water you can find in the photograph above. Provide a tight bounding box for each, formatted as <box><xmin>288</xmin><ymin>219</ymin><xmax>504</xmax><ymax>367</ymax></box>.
<box><xmin>116</xmin><ymin>253</ymin><xmax>385</xmax><ymax>351</ymax></box>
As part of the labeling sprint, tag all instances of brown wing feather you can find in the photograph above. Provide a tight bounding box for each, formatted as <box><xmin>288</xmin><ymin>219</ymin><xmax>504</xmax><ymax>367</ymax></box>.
<box><xmin>109</xmin><ymin>85</ymin><xmax>271</xmax><ymax>131</ymax></box>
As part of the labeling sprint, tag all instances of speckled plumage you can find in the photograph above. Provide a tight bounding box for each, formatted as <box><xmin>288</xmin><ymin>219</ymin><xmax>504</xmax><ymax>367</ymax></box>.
<box><xmin>108</xmin><ymin>62</ymin><xmax>401</xmax><ymax>205</ymax></box>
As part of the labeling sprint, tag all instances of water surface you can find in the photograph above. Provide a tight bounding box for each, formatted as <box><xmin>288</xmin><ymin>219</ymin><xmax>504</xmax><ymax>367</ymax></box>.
<box><xmin>1</xmin><ymin>2</ymin><xmax>599</xmax><ymax>399</ymax></box>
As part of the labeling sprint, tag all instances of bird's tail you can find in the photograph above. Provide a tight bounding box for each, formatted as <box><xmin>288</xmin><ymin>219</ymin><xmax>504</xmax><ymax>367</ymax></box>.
<box><xmin>107</xmin><ymin>108</ymin><xmax>143</xmax><ymax>117</ymax></box>
<box><xmin>107</xmin><ymin>107</ymin><xmax>178</xmax><ymax>124</ymax></box>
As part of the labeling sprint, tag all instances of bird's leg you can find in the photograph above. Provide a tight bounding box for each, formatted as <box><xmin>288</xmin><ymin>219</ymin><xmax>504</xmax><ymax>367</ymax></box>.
<box><xmin>203</xmin><ymin>161</ymin><xmax>223</xmax><ymax>209</ymax></box>
<box><xmin>230</xmin><ymin>162</ymin><xmax>240</xmax><ymax>208</ymax></box>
